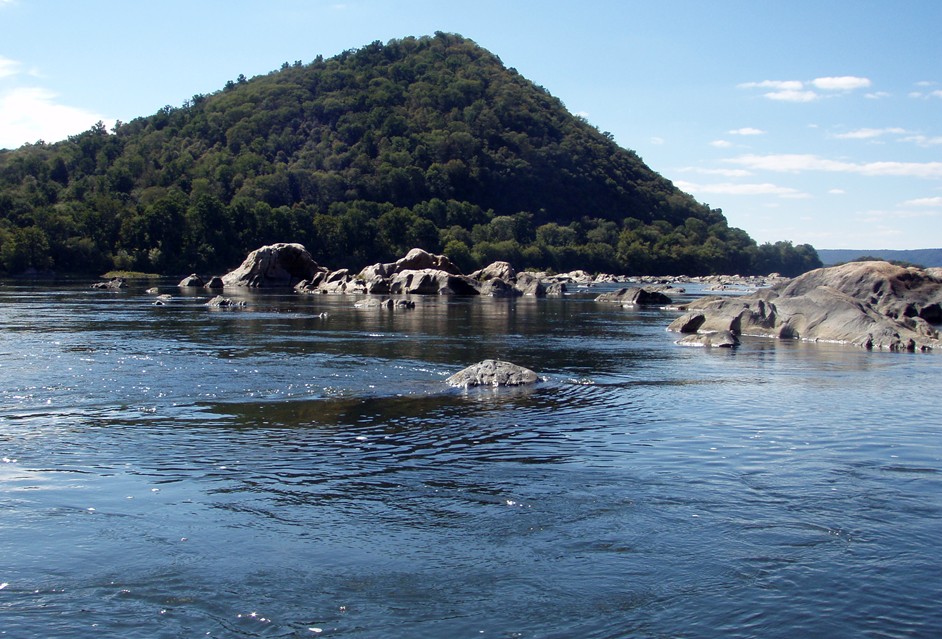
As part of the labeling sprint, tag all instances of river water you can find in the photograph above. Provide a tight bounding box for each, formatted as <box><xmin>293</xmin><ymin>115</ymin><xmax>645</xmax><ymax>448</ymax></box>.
<box><xmin>1</xmin><ymin>280</ymin><xmax>940</xmax><ymax>638</ymax></box>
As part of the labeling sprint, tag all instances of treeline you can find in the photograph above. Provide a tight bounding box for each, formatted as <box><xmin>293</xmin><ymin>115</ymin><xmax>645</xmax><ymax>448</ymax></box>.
<box><xmin>0</xmin><ymin>33</ymin><xmax>821</xmax><ymax>277</ymax></box>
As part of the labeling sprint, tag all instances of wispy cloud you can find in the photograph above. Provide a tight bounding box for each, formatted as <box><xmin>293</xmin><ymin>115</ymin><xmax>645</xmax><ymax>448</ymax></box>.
<box><xmin>726</xmin><ymin>154</ymin><xmax>942</xmax><ymax>179</ymax></box>
<box><xmin>901</xmin><ymin>196</ymin><xmax>942</xmax><ymax>207</ymax></box>
<box><xmin>728</xmin><ymin>127</ymin><xmax>765</xmax><ymax>136</ymax></box>
<box><xmin>681</xmin><ymin>167</ymin><xmax>753</xmax><ymax>178</ymax></box>
<box><xmin>832</xmin><ymin>127</ymin><xmax>907</xmax><ymax>140</ymax></box>
<box><xmin>0</xmin><ymin>87</ymin><xmax>109</xmax><ymax>148</ymax></box>
<box><xmin>710</xmin><ymin>139</ymin><xmax>733</xmax><ymax>148</ymax></box>
<box><xmin>676</xmin><ymin>180</ymin><xmax>809</xmax><ymax>198</ymax></box>
<box><xmin>902</xmin><ymin>134</ymin><xmax>942</xmax><ymax>147</ymax></box>
<box><xmin>0</xmin><ymin>55</ymin><xmax>21</xmax><ymax>79</ymax></box>
<box><xmin>739</xmin><ymin>76</ymin><xmax>872</xmax><ymax>102</ymax></box>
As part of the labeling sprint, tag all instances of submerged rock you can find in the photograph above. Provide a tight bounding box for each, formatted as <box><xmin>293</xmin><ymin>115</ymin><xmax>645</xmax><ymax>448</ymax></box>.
<box><xmin>354</xmin><ymin>298</ymin><xmax>416</xmax><ymax>310</ymax></box>
<box><xmin>91</xmin><ymin>277</ymin><xmax>125</xmax><ymax>290</ymax></box>
<box><xmin>206</xmin><ymin>295</ymin><xmax>245</xmax><ymax>308</ymax></box>
<box><xmin>446</xmin><ymin>359</ymin><xmax>541</xmax><ymax>388</ymax></box>
<box><xmin>595</xmin><ymin>287</ymin><xmax>672</xmax><ymax>306</ymax></box>
<box><xmin>668</xmin><ymin>261</ymin><xmax>942</xmax><ymax>352</ymax></box>
<box><xmin>676</xmin><ymin>330</ymin><xmax>739</xmax><ymax>348</ymax></box>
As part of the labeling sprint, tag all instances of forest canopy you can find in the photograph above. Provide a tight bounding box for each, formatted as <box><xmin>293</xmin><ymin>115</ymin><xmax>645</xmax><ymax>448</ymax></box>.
<box><xmin>0</xmin><ymin>33</ymin><xmax>820</xmax><ymax>277</ymax></box>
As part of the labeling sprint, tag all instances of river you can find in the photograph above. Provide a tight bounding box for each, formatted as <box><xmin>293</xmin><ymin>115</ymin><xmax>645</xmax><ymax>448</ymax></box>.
<box><xmin>1</xmin><ymin>280</ymin><xmax>940</xmax><ymax>638</ymax></box>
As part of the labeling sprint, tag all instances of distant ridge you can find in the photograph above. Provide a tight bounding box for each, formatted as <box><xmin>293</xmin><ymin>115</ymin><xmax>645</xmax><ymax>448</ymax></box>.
<box><xmin>817</xmin><ymin>249</ymin><xmax>942</xmax><ymax>268</ymax></box>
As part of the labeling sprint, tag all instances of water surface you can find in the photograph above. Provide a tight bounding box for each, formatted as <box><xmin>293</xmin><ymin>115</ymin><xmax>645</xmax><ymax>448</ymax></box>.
<box><xmin>1</xmin><ymin>280</ymin><xmax>940</xmax><ymax>638</ymax></box>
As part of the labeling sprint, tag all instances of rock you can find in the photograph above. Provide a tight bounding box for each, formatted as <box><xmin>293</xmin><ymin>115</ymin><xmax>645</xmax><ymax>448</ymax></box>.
<box><xmin>667</xmin><ymin>261</ymin><xmax>942</xmax><ymax>352</ymax></box>
<box><xmin>446</xmin><ymin>359</ymin><xmax>541</xmax><ymax>388</ymax></box>
<box><xmin>473</xmin><ymin>261</ymin><xmax>516</xmax><ymax>282</ymax></box>
<box><xmin>146</xmin><ymin>287</ymin><xmax>160</xmax><ymax>294</ymax></box>
<box><xmin>672</xmin><ymin>312</ymin><xmax>706</xmax><ymax>333</ymax></box>
<box><xmin>478</xmin><ymin>277</ymin><xmax>520</xmax><ymax>297</ymax></box>
<box><xmin>595</xmin><ymin>287</ymin><xmax>672</xmax><ymax>306</ymax></box>
<box><xmin>676</xmin><ymin>331</ymin><xmax>740</xmax><ymax>348</ymax></box>
<box><xmin>92</xmin><ymin>277</ymin><xmax>125</xmax><ymax>290</ymax></box>
<box><xmin>206</xmin><ymin>295</ymin><xmax>245</xmax><ymax>308</ymax></box>
<box><xmin>545</xmin><ymin>282</ymin><xmax>567</xmax><ymax>297</ymax></box>
<box><xmin>354</xmin><ymin>298</ymin><xmax>416</xmax><ymax>310</ymax></box>
<box><xmin>178</xmin><ymin>273</ymin><xmax>204</xmax><ymax>287</ymax></box>
<box><xmin>222</xmin><ymin>243</ymin><xmax>325</xmax><ymax>288</ymax></box>
<box><xmin>204</xmin><ymin>276</ymin><xmax>224</xmax><ymax>289</ymax></box>
<box><xmin>359</xmin><ymin>248</ymin><xmax>462</xmax><ymax>281</ymax></box>
<box><xmin>513</xmin><ymin>272</ymin><xmax>546</xmax><ymax>297</ymax></box>
<box><xmin>388</xmin><ymin>269</ymin><xmax>480</xmax><ymax>296</ymax></box>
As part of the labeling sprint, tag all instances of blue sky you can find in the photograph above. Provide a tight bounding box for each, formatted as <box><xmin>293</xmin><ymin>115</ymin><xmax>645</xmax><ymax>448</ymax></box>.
<box><xmin>1</xmin><ymin>0</ymin><xmax>940</xmax><ymax>250</ymax></box>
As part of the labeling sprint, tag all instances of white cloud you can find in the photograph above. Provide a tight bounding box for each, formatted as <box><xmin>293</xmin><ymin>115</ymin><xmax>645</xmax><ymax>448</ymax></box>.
<box><xmin>726</xmin><ymin>154</ymin><xmax>942</xmax><ymax>179</ymax></box>
<box><xmin>901</xmin><ymin>196</ymin><xmax>942</xmax><ymax>207</ymax></box>
<box><xmin>710</xmin><ymin>139</ymin><xmax>733</xmax><ymax>148</ymax></box>
<box><xmin>676</xmin><ymin>180</ymin><xmax>808</xmax><ymax>198</ymax></box>
<box><xmin>738</xmin><ymin>80</ymin><xmax>804</xmax><ymax>91</ymax></box>
<box><xmin>832</xmin><ymin>127</ymin><xmax>907</xmax><ymax>140</ymax></box>
<box><xmin>649</xmin><ymin>136</ymin><xmax>665</xmax><ymax>145</ymax></box>
<box><xmin>0</xmin><ymin>87</ymin><xmax>110</xmax><ymax>148</ymax></box>
<box><xmin>740</xmin><ymin>76</ymin><xmax>872</xmax><ymax>102</ymax></box>
<box><xmin>765</xmin><ymin>89</ymin><xmax>818</xmax><ymax>103</ymax></box>
<box><xmin>933</xmin><ymin>90</ymin><xmax>942</xmax><ymax>99</ymax></box>
<box><xmin>828</xmin><ymin>189</ymin><xmax>846</xmax><ymax>195</ymax></box>
<box><xmin>811</xmin><ymin>76</ymin><xmax>871</xmax><ymax>91</ymax></box>
<box><xmin>681</xmin><ymin>167</ymin><xmax>753</xmax><ymax>178</ymax></box>
<box><xmin>866</xmin><ymin>91</ymin><xmax>891</xmax><ymax>99</ymax></box>
<box><xmin>0</xmin><ymin>55</ymin><xmax>21</xmax><ymax>78</ymax></box>
<box><xmin>729</xmin><ymin>127</ymin><xmax>765</xmax><ymax>136</ymax></box>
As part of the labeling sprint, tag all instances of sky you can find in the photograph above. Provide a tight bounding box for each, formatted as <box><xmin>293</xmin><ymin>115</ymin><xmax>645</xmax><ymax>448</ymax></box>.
<box><xmin>1</xmin><ymin>0</ymin><xmax>940</xmax><ymax>250</ymax></box>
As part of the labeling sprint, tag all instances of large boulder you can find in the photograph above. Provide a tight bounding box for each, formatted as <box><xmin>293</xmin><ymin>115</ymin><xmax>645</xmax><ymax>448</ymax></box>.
<box><xmin>178</xmin><ymin>273</ymin><xmax>204</xmax><ymax>287</ymax></box>
<box><xmin>472</xmin><ymin>261</ymin><xmax>516</xmax><ymax>282</ymax></box>
<box><xmin>222</xmin><ymin>243</ymin><xmax>325</xmax><ymax>288</ymax></box>
<box><xmin>446</xmin><ymin>359</ymin><xmax>541</xmax><ymax>388</ymax></box>
<box><xmin>359</xmin><ymin>248</ymin><xmax>462</xmax><ymax>281</ymax></box>
<box><xmin>668</xmin><ymin>261</ymin><xmax>942</xmax><ymax>352</ymax></box>
<box><xmin>513</xmin><ymin>271</ymin><xmax>547</xmax><ymax>297</ymax></box>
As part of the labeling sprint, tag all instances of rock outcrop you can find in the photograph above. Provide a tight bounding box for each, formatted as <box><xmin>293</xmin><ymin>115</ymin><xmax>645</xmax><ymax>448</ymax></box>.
<box><xmin>221</xmin><ymin>243</ymin><xmax>325</xmax><ymax>288</ymax></box>
<box><xmin>446</xmin><ymin>359</ymin><xmax>541</xmax><ymax>388</ymax></box>
<box><xmin>668</xmin><ymin>261</ymin><xmax>942</xmax><ymax>352</ymax></box>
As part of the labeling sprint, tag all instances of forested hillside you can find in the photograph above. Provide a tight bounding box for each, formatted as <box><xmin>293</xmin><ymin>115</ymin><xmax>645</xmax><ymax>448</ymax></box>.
<box><xmin>0</xmin><ymin>33</ymin><xmax>820</xmax><ymax>277</ymax></box>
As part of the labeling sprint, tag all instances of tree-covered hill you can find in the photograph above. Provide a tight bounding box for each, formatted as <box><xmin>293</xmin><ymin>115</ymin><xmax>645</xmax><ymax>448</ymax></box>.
<box><xmin>0</xmin><ymin>33</ymin><xmax>820</xmax><ymax>277</ymax></box>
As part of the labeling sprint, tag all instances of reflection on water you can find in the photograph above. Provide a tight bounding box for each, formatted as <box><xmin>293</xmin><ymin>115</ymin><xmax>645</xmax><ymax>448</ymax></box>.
<box><xmin>1</xmin><ymin>280</ymin><xmax>941</xmax><ymax>638</ymax></box>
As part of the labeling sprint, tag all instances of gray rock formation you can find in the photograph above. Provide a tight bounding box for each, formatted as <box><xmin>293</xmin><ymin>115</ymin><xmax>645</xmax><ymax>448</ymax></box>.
<box><xmin>446</xmin><ymin>359</ymin><xmax>541</xmax><ymax>388</ymax></box>
<box><xmin>91</xmin><ymin>277</ymin><xmax>125</xmax><ymax>290</ymax></box>
<box><xmin>354</xmin><ymin>298</ymin><xmax>416</xmax><ymax>310</ymax></box>
<box><xmin>178</xmin><ymin>273</ymin><xmax>204</xmax><ymax>287</ymax></box>
<box><xmin>388</xmin><ymin>269</ymin><xmax>480</xmax><ymax>295</ymax></box>
<box><xmin>668</xmin><ymin>261</ymin><xmax>942</xmax><ymax>352</ymax></box>
<box><xmin>595</xmin><ymin>287</ymin><xmax>672</xmax><ymax>306</ymax></box>
<box><xmin>221</xmin><ymin>243</ymin><xmax>325</xmax><ymax>288</ymax></box>
<box><xmin>206</xmin><ymin>295</ymin><xmax>246</xmax><ymax>308</ymax></box>
<box><xmin>676</xmin><ymin>330</ymin><xmax>739</xmax><ymax>348</ymax></box>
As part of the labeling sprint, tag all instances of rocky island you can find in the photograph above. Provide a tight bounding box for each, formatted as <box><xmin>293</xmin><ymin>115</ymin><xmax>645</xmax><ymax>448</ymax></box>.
<box><xmin>669</xmin><ymin>261</ymin><xmax>942</xmax><ymax>352</ymax></box>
